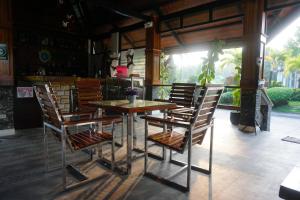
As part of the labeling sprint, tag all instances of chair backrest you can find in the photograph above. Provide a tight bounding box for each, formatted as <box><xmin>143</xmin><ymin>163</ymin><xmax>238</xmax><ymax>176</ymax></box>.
<box><xmin>190</xmin><ymin>84</ymin><xmax>224</xmax><ymax>145</ymax></box>
<box><xmin>34</xmin><ymin>84</ymin><xmax>63</xmax><ymax>131</ymax></box>
<box><xmin>76</xmin><ymin>79</ymin><xmax>103</xmax><ymax>110</ymax></box>
<box><xmin>169</xmin><ymin>83</ymin><xmax>197</xmax><ymax>107</ymax></box>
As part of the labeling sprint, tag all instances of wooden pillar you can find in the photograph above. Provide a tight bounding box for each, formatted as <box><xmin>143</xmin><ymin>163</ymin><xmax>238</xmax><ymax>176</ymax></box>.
<box><xmin>0</xmin><ymin>0</ymin><xmax>14</xmax><ymax>133</ymax></box>
<box><xmin>145</xmin><ymin>16</ymin><xmax>161</xmax><ymax>100</ymax></box>
<box><xmin>239</xmin><ymin>0</ymin><xmax>266</xmax><ymax>132</ymax></box>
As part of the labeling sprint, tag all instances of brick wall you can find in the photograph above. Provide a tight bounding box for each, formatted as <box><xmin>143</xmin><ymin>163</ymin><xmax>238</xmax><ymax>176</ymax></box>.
<box><xmin>0</xmin><ymin>86</ymin><xmax>14</xmax><ymax>130</ymax></box>
<box><xmin>50</xmin><ymin>82</ymin><xmax>73</xmax><ymax>113</ymax></box>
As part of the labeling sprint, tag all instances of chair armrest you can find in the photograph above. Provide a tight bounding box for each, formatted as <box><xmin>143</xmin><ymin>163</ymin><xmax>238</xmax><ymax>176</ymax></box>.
<box><xmin>154</xmin><ymin>99</ymin><xmax>170</xmax><ymax>103</ymax></box>
<box><xmin>169</xmin><ymin>107</ymin><xmax>194</xmax><ymax>114</ymax></box>
<box><xmin>61</xmin><ymin>111</ymin><xmax>93</xmax><ymax>118</ymax></box>
<box><xmin>63</xmin><ymin>116</ymin><xmax>120</xmax><ymax>127</ymax></box>
<box><xmin>141</xmin><ymin>116</ymin><xmax>190</xmax><ymax>128</ymax></box>
<box><xmin>169</xmin><ymin>112</ymin><xmax>193</xmax><ymax>119</ymax></box>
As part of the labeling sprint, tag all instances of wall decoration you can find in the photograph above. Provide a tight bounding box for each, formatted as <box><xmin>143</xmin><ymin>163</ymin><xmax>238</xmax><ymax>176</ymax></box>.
<box><xmin>17</xmin><ymin>87</ymin><xmax>34</xmax><ymax>98</ymax></box>
<box><xmin>0</xmin><ymin>43</ymin><xmax>8</xmax><ymax>60</ymax></box>
<box><xmin>38</xmin><ymin>49</ymin><xmax>51</xmax><ymax>63</ymax></box>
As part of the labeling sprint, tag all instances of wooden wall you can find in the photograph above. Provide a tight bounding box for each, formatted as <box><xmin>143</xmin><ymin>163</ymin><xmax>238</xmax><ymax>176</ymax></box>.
<box><xmin>0</xmin><ymin>0</ymin><xmax>13</xmax><ymax>85</ymax></box>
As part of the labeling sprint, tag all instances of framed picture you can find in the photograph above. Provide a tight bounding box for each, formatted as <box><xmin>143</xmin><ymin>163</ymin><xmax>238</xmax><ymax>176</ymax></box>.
<box><xmin>0</xmin><ymin>43</ymin><xmax>8</xmax><ymax>60</ymax></box>
<box><xmin>17</xmin><ymin>87</ymin><xmax>34</xmax><ymax>98</ymax></box>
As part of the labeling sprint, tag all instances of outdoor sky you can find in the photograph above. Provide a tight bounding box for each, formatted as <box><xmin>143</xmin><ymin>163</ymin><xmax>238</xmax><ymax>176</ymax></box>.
<box><xmin>267</xmin><ymin>15</ymin><xmax>300</xmax><ymax>50</ymax></box>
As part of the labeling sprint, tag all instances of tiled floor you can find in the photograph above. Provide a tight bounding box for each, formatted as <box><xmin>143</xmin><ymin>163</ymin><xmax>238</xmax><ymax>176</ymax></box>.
<box><xmin>0</xmin><ymin>110</ymin><xmax>299</xmax><ymax>200</ymax></box>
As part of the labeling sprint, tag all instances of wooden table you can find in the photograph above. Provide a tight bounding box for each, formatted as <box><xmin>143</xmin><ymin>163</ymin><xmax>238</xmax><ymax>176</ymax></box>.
<box><xmin>89</xmin><ymin>100</ymin><xmax>177</xmax><ymax>174</ymax></box>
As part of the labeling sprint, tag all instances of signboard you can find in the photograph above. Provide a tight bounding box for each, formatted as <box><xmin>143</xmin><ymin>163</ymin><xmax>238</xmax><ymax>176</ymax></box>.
<box><xmin>17</xmin><ymin>87</ymin><xmax>34</xmax><ymax>98</ymax></box>
<box><xmin>0</xmin><ymin>43</ymin><xmax>8</xmax><ymax>60</ymax></box>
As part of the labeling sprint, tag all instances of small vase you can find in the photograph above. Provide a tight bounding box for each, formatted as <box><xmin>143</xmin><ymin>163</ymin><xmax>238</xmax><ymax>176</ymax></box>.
<box><xmin>129</xmin><ymin>95</ymin><xmax>136</xmax><ymax>103</ymax></box>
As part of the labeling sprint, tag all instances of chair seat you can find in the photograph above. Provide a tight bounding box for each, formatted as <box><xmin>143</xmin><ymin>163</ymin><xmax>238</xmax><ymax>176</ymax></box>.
<box><xmin>68</xmin><ymin>130</ymin><xmax>112</xmax><ymax>151</ymax></box>
<box><xmin>148</xmin><ymin>130</ymin><xmax>186</xmax><ymax>153</ymax></box>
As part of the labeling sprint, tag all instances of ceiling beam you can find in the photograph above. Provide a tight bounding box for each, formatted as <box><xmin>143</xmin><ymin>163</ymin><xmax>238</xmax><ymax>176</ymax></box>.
<box><xmin>161</xmin><ymin>0</ymin><xmax>241</xmax><ymax>21</ymax></box>
<box><xmin>112</xmin><ymin>24</ymin><xmax>136</xmax><ymax>48</ymax></box>
<box><xmin>154</xmin><ymin>0</ymin><xmax>184</xmax><ymax>46</ymax></box>
<box><xmin>266</xmin><ymin>0</ymin><xmax>300</xmax><ymax>11</ymax></box>
<box><xmin>92</xmin><ymin>0</ymin><xmax>151</xmax><ymax>21</ymax></box>
<box><xmin>122</xmin><ymin>34</ymin><xmax>136</xmax><ymax>48</ymax></box>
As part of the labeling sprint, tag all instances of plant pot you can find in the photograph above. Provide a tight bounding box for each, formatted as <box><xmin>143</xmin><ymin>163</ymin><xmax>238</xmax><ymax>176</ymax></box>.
<box><xmin>230</xmin><ymin>111</ymin><xmax>240</xmax><ymax>125</ymax></box>
<box><xmin>128</xmin><ymin>95</ymin><xmax>136</xmax><ymax>103</ymax></box>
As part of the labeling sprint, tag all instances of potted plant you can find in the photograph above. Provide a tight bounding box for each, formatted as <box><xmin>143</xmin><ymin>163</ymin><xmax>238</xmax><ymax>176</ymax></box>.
<box><xmin>125</xmin><ymin>87</ymin><xmax>138</xmax><ymax>103</ymax></box>
<box><xmin>230</xmin><ymin>88</ymin><xmax>241</xmax><ymax>125</ymax></box>
<box><xmin>219</xmin><ymin>48</ymin><xmax>242</xmax><ymax>125</ymax></box>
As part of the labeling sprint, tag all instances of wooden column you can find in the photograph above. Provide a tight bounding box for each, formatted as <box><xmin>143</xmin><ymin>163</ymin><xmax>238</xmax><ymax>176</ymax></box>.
<box><xmin>0</xmin><ymin>0</ymin><xmax>13</xmax><ymax>85</ymax></box>
<box><xmin>239</xmin><ymin>0</ymin><xmax>266</xmax><ymax>132</ymax></box>
<box><xmin>145</xmin><ymin>16</ymin><xmax>161</xmax><ymax>100</ymax></box>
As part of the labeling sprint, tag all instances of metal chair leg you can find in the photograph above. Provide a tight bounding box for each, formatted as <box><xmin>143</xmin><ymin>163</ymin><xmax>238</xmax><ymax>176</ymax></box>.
<box><xmin>121</xmin><ymin>113</ymin><xmax>125</xmax><ymax>146</ymax></box>
<box><xmin>43</xmin><ymin>123</ymin><xmax>49</xmax><ymax>172</ymax></box>
<box><xmin>144</xmin><ymin>119</ymin><xmax>148</xmax><ymax>174</ymax></box>
<box><xmin>209</xmin><ymin>121</ymin><xmax>214</xmax><ymax>173</ymax></box>
<box><xmin>162</xmin><ymin>147</ymin><xmax>166</xmax><ymax>160</ymax></box>
<box><xmin>187</xmin><ymin>131</ymin><xmax>192</xmax><ymax>191</ymax></box>
<box><xmin>98</xmin><ymin>144</ymin><xmax>103</xmax><ymax>158</ymax></box>
<box><xmin>133</xmin><ymin>113</ymin><xmax>137</xmax><ymax>147</ymax></box>
<box><xmin>61</xmin><ymin>129</ymin><xmax>67</xmax><ymax>190</ymax></box>
<box><xmin>111</xmin><ymin>123</ymin><xmax>115</xmax><ymax>171</ymax></box>
<box><xmin>90</xmin><ymin>148</ymin><xmax>93</xmax><ymax>161</ymax></box>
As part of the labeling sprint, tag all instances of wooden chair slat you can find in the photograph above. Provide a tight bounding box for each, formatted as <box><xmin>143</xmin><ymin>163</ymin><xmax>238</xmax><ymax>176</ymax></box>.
<box><xmin>34</xmin><ymin>84</ymin><xmax>114</xmax><ymax>152</ymax></box>
<box><xmin>147</xmin><ymin>85</ymin><xmax>223</xmax><ymax>154</ymax></box>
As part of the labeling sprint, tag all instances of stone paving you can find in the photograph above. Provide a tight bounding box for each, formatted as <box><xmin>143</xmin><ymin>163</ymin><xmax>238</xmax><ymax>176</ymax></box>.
<box><xmin>0</xmin><ymin>110</ymin><xmax>299</xmax><ymax>200</ymax></box>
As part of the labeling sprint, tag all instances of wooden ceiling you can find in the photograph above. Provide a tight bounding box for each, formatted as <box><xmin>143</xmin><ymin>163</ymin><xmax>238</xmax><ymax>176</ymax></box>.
<box><xmin>11</xmin><ymin>0</ymin><xmax>300</xmax><ymax>50</ymax></box>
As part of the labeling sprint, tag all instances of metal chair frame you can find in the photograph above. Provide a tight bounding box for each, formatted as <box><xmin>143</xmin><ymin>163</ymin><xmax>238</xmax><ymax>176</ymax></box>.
<box><xmin>143</xmin><ymin>85</ymin><xmax>223</xmax><ymax>192</ymax></box>
<box><xmin>35</xmin><ymin>84</ymin><xmax>116</xmax><ymax>190</ymax></box>
<box><xmin>149</xmin><ymin>83</ymin><xmax>198</xmax><ymax>160</ymax></box>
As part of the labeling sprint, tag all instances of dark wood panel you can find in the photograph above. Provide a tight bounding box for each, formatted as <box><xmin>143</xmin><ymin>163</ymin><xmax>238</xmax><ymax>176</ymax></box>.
<box><xmin>0</xmin><ymin>0</ymin><xmax>13</xmax><ymax>86</ymax></box>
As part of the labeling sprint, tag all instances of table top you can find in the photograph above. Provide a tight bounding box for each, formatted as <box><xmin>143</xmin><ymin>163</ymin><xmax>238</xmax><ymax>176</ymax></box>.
<box><xmin>89</xmin><ymin>100</ymin><xmax>177</xmax><ymax>113</ymax></box>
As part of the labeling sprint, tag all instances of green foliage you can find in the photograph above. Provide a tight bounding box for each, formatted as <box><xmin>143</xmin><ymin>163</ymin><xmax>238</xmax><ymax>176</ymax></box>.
<box><xmin>219</xmin><ymin>92</ymin><xmax>233</xmax><ymax>105</ymax></box>
<box><xmin>273</xmin><ymin>101</ymin><xmax>300</xmax><ymax>114</ymax></box>
<box><xmin>270</xmin><ymin>81</ymin><xmax>283</xmax><ymax>88</ymax></box>
<box><xmin>198</xmin><ymin>40</ymin><xmax>225</xmax><ymax>85</ymax></box>
<box><xmin>285</xmin><ymin>26</ymin><xmax>300</xmax><ymax>57</ymax></box>
<box><xmin>284</xmin><ymin>55</ymin><xmax>300</xmax><ymax>76</ymax></box>
<box><xmin>232</xmin><ymin>89</ymin><xmax>241</xmax><ymax>106</ymax></box>
<box><xmin>267</xmin><ymin>87</ymin><xmax>294</xmax><ymax>107</ymax></box>
<box><xmin>290</xmin><ymin>89</ymin><xmax>300</xmax><ymax>101</ymax></box>
<box><xmin>158</xmin><ymin>52</ymin><xmax>171</xmax><ymax>99</ymax></box>
<box><xmin>219</xmin><ymin>48</ymin><xmax>242</xmax><ymax>106</ymax></box>
<box><xmin>219</xmin><ymin>89</ymin><xmax>240</xmax><ymax>106</ymax></box>
<box><xmin>219</xmin><ymin>48</ymin><xmax>242</xmax><ymax>84</ymax></box>
<box><xmin>265</xmin><ymin>48</ymin><xmax>286</xmax><ymax>71</ymax></box>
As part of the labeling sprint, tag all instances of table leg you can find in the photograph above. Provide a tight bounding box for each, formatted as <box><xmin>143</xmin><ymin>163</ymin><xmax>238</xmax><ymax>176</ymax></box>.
<box><xmin>127</xmin><ymin>113</ymin><xmax>134</xmax><ymax>174</ymax></box>
<box><xmin>133</xmin><ymin>113</ymin><xmax>137</xmax><ymax>147</ymax></box>
<box><xmin>97</xmin><ymin>108</ymin><xmax>103</xmax><ymax>131</ymax></box>
<box><xmin>162</xmin><ymin>109</ymin><xmax>167</xmax><ymax>160</ymax></box>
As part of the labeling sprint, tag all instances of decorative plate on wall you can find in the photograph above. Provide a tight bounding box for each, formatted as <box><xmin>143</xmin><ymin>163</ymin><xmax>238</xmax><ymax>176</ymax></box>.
<box><xmin>38</xmin><ymin>49</ymin><xmax>51</xmax><ymax>63</ymax></box>
<box><xmin>0</xmin><ymin>43</ymin><xmax>8</xmax><ymax>60</ymax></box>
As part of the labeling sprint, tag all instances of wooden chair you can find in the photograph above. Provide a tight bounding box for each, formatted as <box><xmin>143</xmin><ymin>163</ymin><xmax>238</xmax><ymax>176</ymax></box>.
<box><xmin>142</xmin><ymin>84</ymin><xmax>224</xmax><ymax>192</ymax></box>
<box><xmin>34</xmin><ymin>84</ymin><xmax>119</xmax><ymax>190</ymax></box>
<box><xmin>156</xmin><ymin>83</ymin><xmax>197</xmax><ymax>111</ymax></box>
<box><xmin>150</xmin><ymin>83</ymin><xmax>197</xmax><ymax>127</ymax></box>
<box><xmin>75</xmin><ymin>79</ymin><xmax>124</xmax><ymax>146</ymax></box>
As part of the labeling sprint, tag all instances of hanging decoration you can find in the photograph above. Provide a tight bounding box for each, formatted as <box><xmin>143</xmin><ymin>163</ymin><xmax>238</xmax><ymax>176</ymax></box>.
<box><xmin>0</xmin><ymin>43</ymin><xmax>8</xmax><ymax>60</ymax></box>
